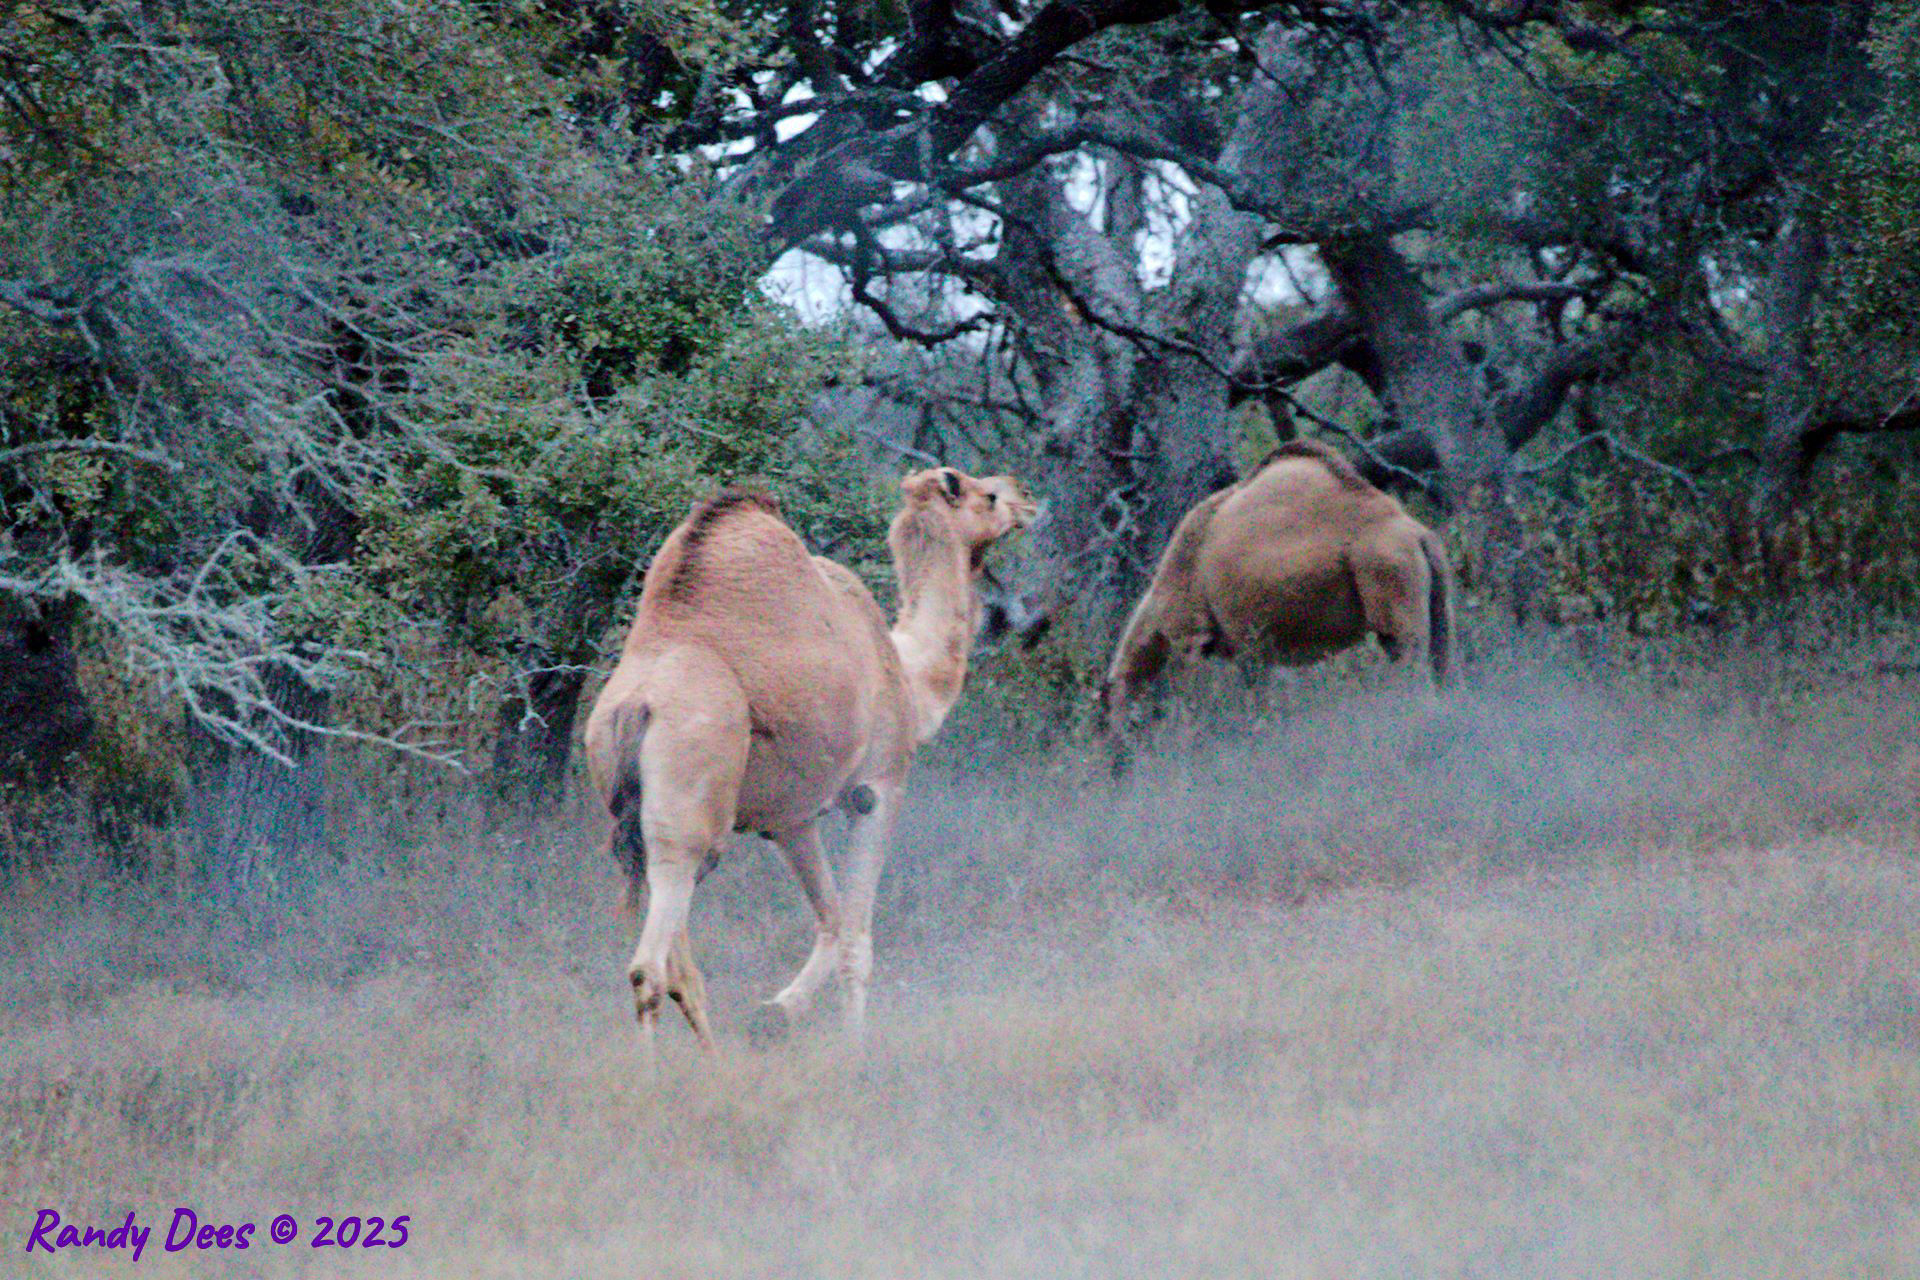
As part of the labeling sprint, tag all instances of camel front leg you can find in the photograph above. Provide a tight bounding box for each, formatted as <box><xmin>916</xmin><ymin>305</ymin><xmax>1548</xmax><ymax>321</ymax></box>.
<box><xmin>751</xmin><ymin>822</ymin><xmax>843</xmax><ymax>1042</ymax></box>
<box><xmin>836</xmin><ymin>783</ymin><xmax>902</xmax><ymax>1042</ymax></box>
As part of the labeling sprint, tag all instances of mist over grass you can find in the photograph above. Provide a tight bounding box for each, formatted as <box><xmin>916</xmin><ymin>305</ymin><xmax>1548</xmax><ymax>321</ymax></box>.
<box><xmin>4</xmin><ymin>627</ymin><xmax>1918</xmax><ymax>1276</ymax></box>
<box><xmin>899</xmin><ymin>627</ymin><xmax>1920</xmax><ymax>911</ymax></box>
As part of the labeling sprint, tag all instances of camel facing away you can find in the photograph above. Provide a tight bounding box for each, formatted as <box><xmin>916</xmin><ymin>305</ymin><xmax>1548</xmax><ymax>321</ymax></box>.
<box><xmin>1101</xmin><ymin>439</ymin><xmax>1453</xmax><ymax>730</ymax></box>
<box><xmin>583</xmin><ymin>467</ymin><xmax>1034</xmax><ymax>1053</ymax></box>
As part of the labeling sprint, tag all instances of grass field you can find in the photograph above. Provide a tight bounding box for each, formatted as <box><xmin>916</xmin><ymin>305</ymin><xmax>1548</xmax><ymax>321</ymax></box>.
<box><xmin>4</xmin><ymin>644</ymin><xmax>1919</xmax><ymax>1277</ymax></box>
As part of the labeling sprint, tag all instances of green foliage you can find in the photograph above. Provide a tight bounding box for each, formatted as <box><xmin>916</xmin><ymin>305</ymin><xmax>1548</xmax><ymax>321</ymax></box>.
<box><xmin>922</xmin><ymin>614</ymin><xmax>1105</xmax><ymax>770</ymax></box>
<box><xmin>1527</xmin><ymin>461</ymin><xmax>1920</xmax><ymax>630</ymax></box>
<box><xmin>0</xmin><ymin>0</ymin><xmax>880</xmax><ymax>773</ymax></box>
<box><xmin>1815</xmin><ymin>1</ymin><xmax>1920</xmax><ymax>411</ymax></box>
<box><xmin>350</xmin><ymin>200</ymin><xmax>886</xmax><ymax>698</ymax></box>
<box><xmin>1394</xmin><ymin>17</ymin><xmax>1547</xmax><ymax>233</ymax></box>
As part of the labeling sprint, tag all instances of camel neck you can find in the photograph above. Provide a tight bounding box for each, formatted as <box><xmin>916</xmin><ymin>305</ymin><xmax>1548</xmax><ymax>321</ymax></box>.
<box><xmin>889</xmin><ymin>519</ymin><xmax>978</xmax><ymax>743</ymax></box>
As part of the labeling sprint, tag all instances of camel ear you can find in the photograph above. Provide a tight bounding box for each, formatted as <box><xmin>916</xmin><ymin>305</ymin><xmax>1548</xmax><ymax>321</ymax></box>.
<box><xmin>938</xmin><ymin>468</ymin><xmax>963</xmax><ymax>504</ymax></box>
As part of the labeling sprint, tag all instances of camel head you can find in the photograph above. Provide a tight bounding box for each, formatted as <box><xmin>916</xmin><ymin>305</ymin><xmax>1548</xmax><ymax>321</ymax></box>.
<box><xmin>889</xmin><ymin>467</ymin><xmax>1035</xmax><ymax>743</ymax></box>
<box><xmin>895</xmin><ymin>467</ymin><xmax>1035</xmax><ymax>574</ymax></box>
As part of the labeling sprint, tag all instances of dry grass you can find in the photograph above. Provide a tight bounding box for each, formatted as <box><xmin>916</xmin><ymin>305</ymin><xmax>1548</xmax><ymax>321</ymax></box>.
<box><xmin>4</xmin><ymin>646</ymin><xmax>1920</xmax><ymax>1277</ymax></box>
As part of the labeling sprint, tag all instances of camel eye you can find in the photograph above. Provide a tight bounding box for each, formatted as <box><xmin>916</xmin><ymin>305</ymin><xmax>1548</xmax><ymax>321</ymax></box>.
<box><xmin>987</xmin><ymin>493</ymin><xmax>997</xmax><ymax>506</ymax></box>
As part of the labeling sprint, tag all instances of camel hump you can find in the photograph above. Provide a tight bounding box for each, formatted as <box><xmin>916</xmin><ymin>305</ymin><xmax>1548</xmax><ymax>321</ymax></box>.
<box><xmin>1257</xmin><ymin>438</ymin><xmax>1376</xmax><ymax>493</ymax></box>
<box><xmin>666</xmin><ymin>486</ymin><xmax>787</xmax><ymax>600</ymax></box>
<box><xmin>690</xmin><ymin>485</ymin><xmax>782</xmax><ymax>524</ymax></box>
<box><xmin>683</xmin><ymin>486</ymin><xmax>783</xmax><ymax>547</ymax></box>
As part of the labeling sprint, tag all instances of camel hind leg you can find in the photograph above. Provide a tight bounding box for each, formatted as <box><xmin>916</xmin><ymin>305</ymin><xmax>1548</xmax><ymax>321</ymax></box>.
<box><xmin>1352</xmin><ymin>536</ymin><xmax>1436</xmax><ymax>696</ymax></box>
<box><xmin>629</xmin><ymin>860</ymin><xmax>700</xmax><ymax>1063</ymax></box>
<box><xmin>667</xmin><ymin>928</ymin><xmax>712</xmax><ymax>1046</ymax></box>
<box><xmin>625</xmin><ymin>654</ymin><xmax>750</xmax><ymax>1056</ymax></box>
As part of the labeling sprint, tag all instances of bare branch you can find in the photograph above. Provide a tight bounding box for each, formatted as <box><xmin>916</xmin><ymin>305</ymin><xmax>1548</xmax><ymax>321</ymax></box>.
<box><xmin>846</xmin><ymin>273</ymin><xmax>988</xmax><ymax>347</ymax></box>
<box><xmin>1232</xmin><ymin>280</ymin><xmax>1591</xmax><ymax>402</ymax></box>
<box><xmin>0</xmin><ymin>277</ymin><xmax>82</xmax><ymax>324</ymax></box>
<box><xmin>1494</xmin><ymin>308</ymin><xmax>1660</xmax><ymax>450</ymax></box>
<box><xmin>847</xmin><ymin>421</ymin><xmax>942</xmax><ymax>467</ymax></box>
<box><xmin>1433</xmin><ymin>280</ymin><xmax>1584</xmax><ymax>322</ymax></box>
<box><xmin>18</xmin><ymin>544</ymin><xmax>465</xmax><ymax>771</ymax></box>
<box><xmin>1517</xmin><ymin>430</ymin><xmax>1705</xmax><ymax>500</ymax></box>
<box><xmin>0</xmin><ymin>438</ymin><xmax>184</xmax><ymax>472</ymax></box>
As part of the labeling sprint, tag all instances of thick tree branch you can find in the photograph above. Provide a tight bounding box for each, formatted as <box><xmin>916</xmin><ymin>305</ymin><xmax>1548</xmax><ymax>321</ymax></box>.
<box><xmin>880</xmin><ymin>0</ymin><xmax>1007</xmax><ymax>88</ymax></box>
<box><xmin>929</xmin><ymin>0</ymin><xmax>1181</xmax><ymax>158</ymax></box>
<box><xmin>767</xmin><ymin>1</ymin><xmax>1354</xmax><ymax>243</ymax></box>
<box><xmin>0</xmin><ymin>277</ymin><xmax>91</xmax><ymax>325</ymax></box>
<box><xmin>1349</xmin><ymin>307</ymin><xmax>1659</xmax><ymax>483</ymax></box>
<box><xmin>1229</xmin><ymin>299</ymin><xmax>1362</xmax><ymax>399</ymax></box>
<box><xmin>1799</xmin><ymin>400</ymin><xmax>1920</xmax><ymax>444</ymax></box>
<box><xmin>1230</xmin><ymin>279</ymin><xmax>1587</xmax><ymax>403</ymax></box>
<box><xmin>1492</xmin><ymin>308</ymin><xmax>1656</xmax><ymax>449</ymax></box>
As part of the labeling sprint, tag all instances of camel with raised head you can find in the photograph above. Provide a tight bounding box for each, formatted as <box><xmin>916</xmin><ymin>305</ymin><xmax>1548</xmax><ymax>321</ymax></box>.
<box><xmin>1101</xmin><ymin>439</ymin><xmax>1453</xmax><ymax>730</ymax></box>
<box><xmin>582</xmin><ymin>467</ymin><xmax>1034</xmax><ymax>1054</ymax></box>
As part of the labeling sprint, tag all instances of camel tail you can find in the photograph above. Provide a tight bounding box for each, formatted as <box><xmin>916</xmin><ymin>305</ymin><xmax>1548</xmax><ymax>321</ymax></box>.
<box><xmin>1421</xmin><ymin>535</ymin><xmax>1454</xmax><ymax>688</ymax></box>
<box><xmin>608</xmin><ymin>704</ymin><xmax>652</xmax><ymax>903</ymax></box>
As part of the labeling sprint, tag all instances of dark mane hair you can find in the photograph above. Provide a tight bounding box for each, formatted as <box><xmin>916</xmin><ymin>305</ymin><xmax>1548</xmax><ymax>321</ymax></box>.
<box><xmin>666</xmin><ymin>487</ymin><xmax>783</xmax><ymax>599</ymax></box>
<box><xmin>1256</xmin><ymin>438</ymin><xmax>1376</xmax><ymax>492</ymax></box>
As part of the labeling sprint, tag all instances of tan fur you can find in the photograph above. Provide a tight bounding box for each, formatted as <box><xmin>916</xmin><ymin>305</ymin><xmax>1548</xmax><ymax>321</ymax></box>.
<box><xmin>1102</xmin><ymin>442</ymin><xmax>1454</xmax><ymax>728</ymax></box>
<box><xmin>584</xmin><ymin>469</ymin><xmax>1034</xmax><ymax>1052</ymax></box>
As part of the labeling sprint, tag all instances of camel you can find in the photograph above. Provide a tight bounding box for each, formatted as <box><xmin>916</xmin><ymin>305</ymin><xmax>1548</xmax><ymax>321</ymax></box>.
<box><xmin>582</xmin><ymin>466</ymin><xmax>1034</xmax><ymax>1055</ymax></box>
<box><xmin>1101</xmin><ymin>439</ymin><xmax>1453</xmax><ymax>731</ymax></box>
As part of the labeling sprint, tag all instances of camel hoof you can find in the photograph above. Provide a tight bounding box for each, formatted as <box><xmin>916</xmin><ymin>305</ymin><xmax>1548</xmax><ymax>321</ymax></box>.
<box><xmin>629</xmin><ymin>970</ymin><xmax>664</xmax><ymax>1023</ymax></box>
<box><xmin>745</xmin><ymin>1001</ymin><xmax>795</xmax><ymax>1047</ymax></box>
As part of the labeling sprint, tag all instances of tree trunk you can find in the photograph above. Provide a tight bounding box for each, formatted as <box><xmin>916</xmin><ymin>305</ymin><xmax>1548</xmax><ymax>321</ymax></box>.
<box><xmin>491</xmin><ymin>664</ymin><xmax>589</xmax><ymax>805</ymax></box>
<box><xmin>1321</xmin><ymin>232</ymin><xmax>1536</xmax><ymax>618</ymax></box>
<box><xmin>184</xmin><ymin>660</ymin><xmax>332</xmax><ymax>894</ymax></box>
<box><xmin>989</xmin><ymin>27</ymin><xmax>1293</xmax><ymax>644</ymax></box>
<box><xmin>1752</xmin><ymin>208</ymin><xmax>1829</xmax><ymax>552</ymax></box>
<box><xmin>1122</xmin><ymin>26</ymin><xmax>1293</xmax><ymax>601</ymax></box>
<box><xmin>0</xmin><ymin>592</ymin><xmax>92</xmax><ymax>782</ymax></box>
<box><xmin>184</xmin><ymin>491</ymin><xmax>358</xmax><ymax>889</ymax></box>
<box><xmin>979</xmin><ymin>145</ymin><xmax>1142</xmax><ymax>635</ymax></box>
<box><xmin>1125</xmin><ymin>227</ymin><xmax>1255</xmax><ymax>606</ymax></box>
